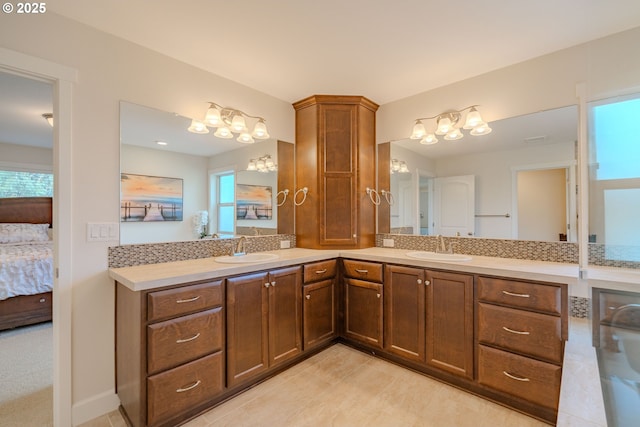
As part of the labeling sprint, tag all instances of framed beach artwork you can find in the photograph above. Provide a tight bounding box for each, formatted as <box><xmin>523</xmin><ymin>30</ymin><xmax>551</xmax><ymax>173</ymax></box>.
<box><xmin>120</xmin><ymin>173</ymin><xmax>183</xmax><ymax>222</ymax></box>
<box><xmin>236</xmin><ymin>184</ymin><xmax>272</xmax><ymax>220</ymax></box>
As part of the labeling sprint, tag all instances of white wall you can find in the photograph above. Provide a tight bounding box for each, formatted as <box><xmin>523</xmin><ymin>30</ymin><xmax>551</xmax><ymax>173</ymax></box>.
<box><xmin>0</xmin><ymin>141</ymin><xmax>53</xmax><ymax>169</ymax></box>
<box><xmin>120</xmin><ymin>145</ymin><xmax>209</xmax><ymax>244</ymax></box>
<box><xmin>0</xmin><ymin>12</ymin><xmax>294</xmax><ymax>424</ymax></box>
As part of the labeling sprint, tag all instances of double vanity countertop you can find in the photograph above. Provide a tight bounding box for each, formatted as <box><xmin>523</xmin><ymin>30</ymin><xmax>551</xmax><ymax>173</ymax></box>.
<box><xmin>109</xmin><ymin>246</ymin><xmax>638</xmax><ymax>426</ymax></box>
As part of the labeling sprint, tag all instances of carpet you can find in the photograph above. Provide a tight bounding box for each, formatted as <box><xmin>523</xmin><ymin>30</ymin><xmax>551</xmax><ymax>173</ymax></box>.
<box><xmin>0</xmin><ymin>322</ymin><xmax>53</xmax><ymax>426</ymax></box>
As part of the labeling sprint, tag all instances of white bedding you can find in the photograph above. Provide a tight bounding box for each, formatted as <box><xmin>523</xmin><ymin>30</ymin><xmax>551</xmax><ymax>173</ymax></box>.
<box><xmin>0</xmin><ymin>241</ymin><xmax>53</xmax><ymax>301</ymax></box>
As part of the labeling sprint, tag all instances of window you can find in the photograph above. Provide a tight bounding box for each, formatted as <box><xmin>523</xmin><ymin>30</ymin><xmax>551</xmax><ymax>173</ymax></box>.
<box><xmin>588</xmin><ymin>94</ymin><xmax>640</xmax><ymax>262</ymax></box>
<box><xmin>216</xmin><ymin>172</ymin><xmax>235</xmax><ymax>236</ymax></box>
<box><xmin>0</xmin><ymin>170</ymin><xmax>53</xmax><ymax>197</ymax></box>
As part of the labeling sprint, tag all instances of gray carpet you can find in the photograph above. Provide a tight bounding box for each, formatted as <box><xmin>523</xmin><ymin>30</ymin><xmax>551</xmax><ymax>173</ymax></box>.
<box><xmin>0</xmin><ymin>322</ymin><xmax>53</xmax><ymax>426</ymax></box>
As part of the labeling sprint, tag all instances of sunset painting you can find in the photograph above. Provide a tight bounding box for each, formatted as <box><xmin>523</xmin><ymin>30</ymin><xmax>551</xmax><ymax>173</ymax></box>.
<box><xmin>120</xmin><ymin>173</ymin><xmax>183</xmax><ymax>222</ymax></box>
<box><xmin>236</xmin><ymin>184</ymin><xmax>272</xmax><ymax>220</ymax></box>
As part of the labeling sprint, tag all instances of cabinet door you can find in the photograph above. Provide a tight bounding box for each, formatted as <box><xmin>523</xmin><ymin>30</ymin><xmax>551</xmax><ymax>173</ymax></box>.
<box><xmin>268</xmin><ymin>266</ymin><xmax>302</xmax><ymax>366</ymax></box>
<box><xmin>226</xmin><ymin>272</ymin><xmax>269</xmax><ymax>388</ymax></box>
<box><xmin>303</xmin><ymin>279</ymin><xmax>336</xmax><ymax>350</ymax></box>
<box><xmin>425</xmin><ymin>270</ymin><xmax>474</xmax><ymax>379</ymax></box>
<box><xmin>384</xmin><ymin>265</ymin><xmax>426</xmax><ymax>362</ymax></box>
<box><xmin>344</xmin><ymin>278</ymin><xmax>383</xmax><ymax>348</ymax></box>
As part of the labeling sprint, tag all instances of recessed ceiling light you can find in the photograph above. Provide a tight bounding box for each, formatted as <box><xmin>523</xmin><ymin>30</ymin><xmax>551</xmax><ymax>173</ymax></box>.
<box><xmin>156</xmin><ymin>140</ymin><xmax>168</xmax><ymax>146</ymax></box>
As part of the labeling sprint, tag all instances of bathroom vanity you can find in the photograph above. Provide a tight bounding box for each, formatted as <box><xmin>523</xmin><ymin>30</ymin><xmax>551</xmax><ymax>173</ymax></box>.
<box><xmin>110</xmin><ymin>247</ymin><xmax>576</xmax><ymax>427</ymax></box>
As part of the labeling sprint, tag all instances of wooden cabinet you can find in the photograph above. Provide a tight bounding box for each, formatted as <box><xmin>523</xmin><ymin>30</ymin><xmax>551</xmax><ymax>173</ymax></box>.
<box><xmin>116</xmin><ymin>279</ymin><xmax>225</xmax><ymax>427</ymax></box>
<box><xmin>302</xmin><ymin>260</ymin><xmax>337</xmax><ymax>350</ymax></box>
<box><xmin>226</xmin><ymin>266</ymin><xmax>302</xmax><ymax>388</ymax></box>
<box><xmin>293</xmin><ymin>95</ymin><xmax>379</xmax><ymax>249</ymax></box>
<box><xmin>476</xmin><ymin>276</ymin><xmax>568</xmax><ymax>414</ymax></box>
<box><xmin>384</xmin><ymin>266</ymin><xmax>473</xmax><ymax>377</ymax></box>
<box><xmin>425</xmin><ymin>270</ymin><xmax>474</xmax><ymax>379</ymax></box>
<box><xmin>343</xmin><ymin>259</ymin><xmax>384</xmax><ymax>348</ymax></box>
<box><xmin>384</xmin><ymin>265</ymin><xmax>425</xmax><ymax>362</ymax></box>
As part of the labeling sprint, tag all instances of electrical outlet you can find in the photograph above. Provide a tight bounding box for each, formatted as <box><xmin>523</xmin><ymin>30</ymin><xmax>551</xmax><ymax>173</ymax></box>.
<box><xmin>280</xmin><ymin>240</ymin><xmax>291</xmax><ymax>249</ymax></box>
<box><xmin>383</xmin><ymin>238</ymin><xmax>395</xmax><ymax>247</ymax></box>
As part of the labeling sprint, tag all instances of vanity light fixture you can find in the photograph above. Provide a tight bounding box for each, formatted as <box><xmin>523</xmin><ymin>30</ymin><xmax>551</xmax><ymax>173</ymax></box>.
<box><xmin>42</xmin><ymin>113</ymin><xmax>53</xmax><ymax>127</ymax></box>
<box><xmin>189</xmin><ymin>101</ymin><xmax>270</xmax><ymax>144</ymax></box>
<box><xmin>390</xmin><ymin>159</ymin><xmax>409</xmax><ymax>174</ymax></box>
<box><xmin>410</xmin><ymin>105</ymin><xmax>491</xmax><ymax>145</ymax></box>
<box><xmin>247</xmin><ymin>155</ymin><xmax>277</xmax><ymax>173</ymax></box>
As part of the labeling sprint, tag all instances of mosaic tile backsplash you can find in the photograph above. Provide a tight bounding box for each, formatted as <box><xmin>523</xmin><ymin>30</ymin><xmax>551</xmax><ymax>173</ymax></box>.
<box><xmin>108</xmin><ymin>234</ymin><xmax>296</xmax><ymax>268</ymax></box>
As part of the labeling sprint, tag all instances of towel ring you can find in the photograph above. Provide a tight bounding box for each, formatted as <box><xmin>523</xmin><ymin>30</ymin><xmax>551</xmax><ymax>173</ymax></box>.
<box><xmin>294</xmin><ymin>187</ymin><xmax>308</xmax><ymax>206</ymax></box>
<box><xmin>276</xmin><ymin>189</ymin><xmax>289</xmax><ymax>206</ymax></box>
<box><xmin>380</xmin><ymin>189</ymin><xmax>394</xmax><ymax>206</ymax></box>
<box><xmin>366</xmin><ymin>187</ymin><xmax>381</xmax><ymax>206</ymax></box>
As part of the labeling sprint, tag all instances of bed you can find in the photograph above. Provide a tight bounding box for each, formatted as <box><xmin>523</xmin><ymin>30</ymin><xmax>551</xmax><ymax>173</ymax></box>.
<box><xmin>0</xmin><ymin>197</ymin><xmax>53</xmax><ymax>331</ymax></box>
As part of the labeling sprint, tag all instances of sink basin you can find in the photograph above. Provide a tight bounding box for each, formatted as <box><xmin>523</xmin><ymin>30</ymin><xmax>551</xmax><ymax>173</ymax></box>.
<box><xmin>405</xmin><ymin>251</ymin><xmax>472</xmax><ymax>262</ymax></box>
<box><xmin>214</xmin><ymin>253</ymin><xmax>280</xmax><ymax>264</ymax></box>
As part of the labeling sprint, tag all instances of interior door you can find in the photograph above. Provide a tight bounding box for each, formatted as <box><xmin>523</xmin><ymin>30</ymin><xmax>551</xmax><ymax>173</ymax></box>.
<box><xmin>433</xmin><ymin>175</ymin><xmax>475</xmax><ymax>237</ymax></box>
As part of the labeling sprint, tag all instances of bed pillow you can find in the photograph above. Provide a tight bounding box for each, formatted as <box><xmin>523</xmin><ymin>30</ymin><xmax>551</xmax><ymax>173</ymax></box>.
<box><xmin>0</xmin><ymin>223</ymin><xmax>51</xmax><ymax>243</ymax></box>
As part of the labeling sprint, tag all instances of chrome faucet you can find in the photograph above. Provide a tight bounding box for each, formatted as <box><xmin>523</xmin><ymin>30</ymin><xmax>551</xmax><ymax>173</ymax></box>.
<box><xmin>435</xmin><ymin>235</ymin><xmax>453</xmax><ymax>254</ymax></box>
<box><xmin>233</xmin><ymin>236</ymin><xmax>247</xmax><ymax>256</ymax></box>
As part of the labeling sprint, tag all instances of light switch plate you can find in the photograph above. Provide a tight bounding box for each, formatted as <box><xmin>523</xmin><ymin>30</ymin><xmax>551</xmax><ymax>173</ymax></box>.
<box><xmin>280</xmin><ymin>240</ymin><xmax>291</xmax><ymax>249</ymax></box>
<box><xmin>87</xmin><ymin>222</ymin><xmax>119</xmax><ymax>242</ymax></box>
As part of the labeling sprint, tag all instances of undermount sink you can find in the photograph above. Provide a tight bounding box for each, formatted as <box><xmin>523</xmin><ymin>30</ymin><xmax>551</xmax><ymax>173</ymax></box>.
<box><xmin>214</xmin><ymin>253</ymin><xmax>280</xmax><ymax>264</ymax></box>
<box><xmin>405</xmin><ymin>251</ymin><xmax>472</xmax><ymax>262</ymax></box>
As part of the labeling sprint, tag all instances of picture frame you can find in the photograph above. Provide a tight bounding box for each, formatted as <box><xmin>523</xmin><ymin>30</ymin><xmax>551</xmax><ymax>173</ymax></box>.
<box><xmin>120</xmin><ymin>173</ymin><xmax>183</xmax><ymax>222</ymax></box>
<box><xmin>236</xmin><ymin>184</ymin><xmax>272</xmax><ymax>220</ymax></box>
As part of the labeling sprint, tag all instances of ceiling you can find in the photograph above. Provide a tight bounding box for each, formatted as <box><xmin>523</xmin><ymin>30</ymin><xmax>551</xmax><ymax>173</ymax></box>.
<box><xmin>47</xmin><ymin>0</ymin><xmax>640</xmax><ymax>104</ymax></box>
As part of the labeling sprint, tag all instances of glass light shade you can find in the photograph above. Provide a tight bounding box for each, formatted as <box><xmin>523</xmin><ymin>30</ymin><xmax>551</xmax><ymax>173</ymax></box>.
<box><xmin>444</xmin><ymin>128</ymin><xmax>463</xmax><ymax>140</ymax></box>
<box><xmin>231</xmin><ymin>114</ymin><xmax>246</xmax><ymax>132</ymax></box>
<box><xmin>420</xmin><ymin>134</ymin><xmax>438</xmax><ymax>145</ymax></box>
<box><xmin>252</xmin><ymin>120</ymin><xmax>270</xmax><ymax>139</ymax></box>
<box><xmin>399</xmin><ymin>162</ymin><xmax>409</xmax><ymax>173</ymax></box>
<box><xmin>410</xmin><ymin>120</ymin><xmax>426</xmax><ymax>139</ymax></box>
<box><xmin>214</xmin><ymin>126</ymin><xmax>233</xmax><ymax>138</ymax></box>
<box><xmin>436</xmin><ymin>117</ymin><xmax>452</xmax><ymax>135</ymax></box>
<box><xmin>264</xmin><ymin>156</ymin><xmax>275</xmax><ymax>168</ymax></box>
<box><xmin>470</xmin><ymin>122</ymin><xmax>493</xmax><ymax>136</ymax></box>
<box><xmin>256</xmin><ymin>159</ymin><xmax>266</xmax><ymax>170</ymax></box>
<box><xmin>463</xmin><ymin>108</ymin><xmax>483</xmax><ymax>129</ymax></box>
<box><xmin>247</xmin><ymin>160</ymin><xmax>257</xmax><ymax>171</ymax></box>
<box><xmin>237</xmin><ymin>131</ymin><xmax>255</xmax><ymax>144</ymax></box>
<box><xmin>205</xmin><ymin>106</ymin><xmax>222</xmax><ymax>126</ymax></box>
<box><xmin>188</xmin><ymin>119</ymin><xmax>209</xmax><ymax>134</ymax></box>
<box><xmin>391</xmin><ymin>159</ymin><xmax>400</xmax><ymax>172</ymax></box>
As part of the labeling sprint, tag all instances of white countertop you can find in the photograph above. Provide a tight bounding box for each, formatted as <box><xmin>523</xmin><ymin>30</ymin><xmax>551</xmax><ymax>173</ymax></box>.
<box><xmin>109</xmin><ymin>246</ymin><xmax>640</xmax><ymax>426</ymax></box>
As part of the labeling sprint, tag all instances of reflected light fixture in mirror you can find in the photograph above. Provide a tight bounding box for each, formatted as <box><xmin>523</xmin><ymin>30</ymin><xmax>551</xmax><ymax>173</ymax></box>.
<box><xmin>247</xmin><ymin>154</ymin><xmax>277</xmax><ymax>173</ymax></box>
<box><xmin>187</xmin><ymin>101</ymin><xmax>270</xmax><ymax>144</ymax></box>
<box><xmin>410</xmin><ymin>105</ymin><xmax>492</xmax><ymax>144</ymax></box>
<box><xmin>390</xmin><ymin>158</ymin><xmax>409</xmax><ymax>174</ymax></box>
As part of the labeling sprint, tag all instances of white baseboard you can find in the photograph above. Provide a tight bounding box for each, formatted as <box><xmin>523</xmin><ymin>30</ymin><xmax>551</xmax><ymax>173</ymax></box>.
<box><xmin>71</xmin><ymin>389</ymin><xmax>120</xmax><ymax>426</ymax></box>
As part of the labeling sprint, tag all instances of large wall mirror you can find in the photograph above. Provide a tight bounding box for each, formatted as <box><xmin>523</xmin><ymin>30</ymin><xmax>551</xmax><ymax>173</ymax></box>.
<box><xmin>120</xmin><ymin>101</ymin><xmax>293</xmax><ymax>244</ymax></box>
<box><xmin>380</xmin><ymin>105</ymin><xmax>578</xmax><ymax>242</ymax></box>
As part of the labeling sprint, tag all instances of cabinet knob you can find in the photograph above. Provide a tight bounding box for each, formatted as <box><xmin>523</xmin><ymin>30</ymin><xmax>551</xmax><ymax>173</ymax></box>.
<box><xmin>271</xmin><ymin>281</ymin><xmax>276</xmax><ymax>287</ymax></box>
<box><xmin>264</xmin><ymin>283</ymin><xmax>270</xmax><ymax>288</ymax></box>
<box><xmin>306</xmin><ymin>295</ymin><xmax>311</xmax><ymax>300</ymax></box>
<box><xmin>376</xmin><ymin>293</ymin><xmax>381</xmax><ymax>298</ymax></box>
<box><xmin>417</xmin><ymin>279</ymin><xmax>422</xmax><ymax>284</ymax></box>
<box><xmin>424</xmin><ymin>280</ymin><xmax>430</xmax><ymax>286</ymax></box>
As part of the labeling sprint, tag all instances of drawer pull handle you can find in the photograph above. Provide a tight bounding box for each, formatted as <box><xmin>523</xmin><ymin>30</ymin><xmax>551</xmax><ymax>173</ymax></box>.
<box><xmin>502</xmin><ymin>326</ymin><xmax>530</xmax><ymax>335</ymax></box>
<box><xmin>176</xmin><ymin>332</ymin><xmax>201</xmax><ymax>343</ymax></box>
<box><xmin>176</xmin><ymin>295</ymin><xmax>201</xmax><ymax>304</ymax></box>
<box><xmin>503</xmin><ymin>371</ymin><xmax>530</xmax><ymax>382</ymax></box>
<box><xmin>502</xmin><ymin>290</ymin><xmax>530</xmax><ymax>298</ymax></box>
<box><xmin>306</xmin><ymin>295</ymin><xmax>311</xmax><ymax>300</ymax></box>
<box><xmin>355</xmin><ymin>269</ymin><xmax>369</xmax><ymax>274</ymax></box>
<box><xmin>176</xmin><ymin>379</ymin><xmax>201</xmax><ymax>393</ymax></box>
<box><xmin>315</xmin><ymin>269</ymin><xmax>327</xmax><ymax>274</ymax></box>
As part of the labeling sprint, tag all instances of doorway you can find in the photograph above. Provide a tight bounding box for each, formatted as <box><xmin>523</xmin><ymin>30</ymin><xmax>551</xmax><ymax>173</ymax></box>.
<box><xmin>1</xmin><ymin>47</ymin><xmax>75</xmax><ymax>427</ymax></box>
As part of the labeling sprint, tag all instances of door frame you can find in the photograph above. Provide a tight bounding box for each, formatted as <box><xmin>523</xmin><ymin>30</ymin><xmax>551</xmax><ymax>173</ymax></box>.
<box><xmin>0</xmin><ymin>47</ymin><xmax>77</xmax><ymax>427</ymax></box>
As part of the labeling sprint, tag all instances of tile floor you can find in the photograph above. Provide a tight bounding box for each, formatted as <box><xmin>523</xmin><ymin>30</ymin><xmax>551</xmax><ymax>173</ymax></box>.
<box><xmin>81</xmin><ymin>344</ymin><xmax>549</xmax><ymax>427</ymax></box>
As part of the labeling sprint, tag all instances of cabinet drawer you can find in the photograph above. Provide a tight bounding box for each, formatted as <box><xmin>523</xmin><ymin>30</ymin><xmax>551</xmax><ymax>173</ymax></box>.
<box><xmin>147</xmin><ymin>351</ymin><xmax>224</xmax><ymax>426</ymax></box>
<box><xmin>303</xmin><ymin>259</ymin><xmax>337</xmax><ymax>283</ymax></box>
<box><xmin>147</xmin><ymin>307</ymin><xmax>223</xmax><ymax>375</ymax></box>
<box><xmin>342</xmin><ymin>259</ymin><xmax>383</xmax><ymax>283</ymax></box>
<box><xmin>147</xmin><ymin>280</ymin><xmax>223</xmax><ymax>321</ymax></box>
<box><xmin>477</xmin><ymin>276</ymin><xmax>562</xmax><ymax>315</ymax></box>
<box><xmin>478</xmin><ymin>303</ymin><xmax>563</xmax><ymax>363</ymax></box>
<box><xmin>478</xmin><ymin>345</ymin><xmax>561</xmax><ymax>410</ymax></box>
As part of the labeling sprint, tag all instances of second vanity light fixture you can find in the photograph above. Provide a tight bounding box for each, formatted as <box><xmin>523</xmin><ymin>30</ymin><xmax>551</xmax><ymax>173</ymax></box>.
<box><xmin>188</xmin><ymin>101</ymin><xmax>270</xmax><ymax>144</ymax></box>
<box><xmin>409</xmin><ymin>105</ymin><xmax>491</xmax><ymax>145</ymax></box>
<box><xmin>247</xmin><ymin>155</ymin><xmax>277</xmax><ymax>173</ymax></box>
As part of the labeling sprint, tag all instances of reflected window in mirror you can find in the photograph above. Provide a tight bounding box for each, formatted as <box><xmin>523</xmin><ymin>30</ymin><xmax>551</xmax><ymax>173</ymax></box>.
<box><xmin>214</xmin><ymin>171</ymin><xmax>235</xmax><ymax>238</ymax></box>
<box><xmin>588</xmin><ymin>94</ymin><xmax>640</xmax><ymax>264</ymax></box>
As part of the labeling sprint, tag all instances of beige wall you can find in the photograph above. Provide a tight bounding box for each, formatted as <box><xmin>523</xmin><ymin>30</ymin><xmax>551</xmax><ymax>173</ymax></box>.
<box><xmin>517</xmin><ymin>168</ymin><xmax>567</xmax><ymax>241</ymax></box>
<box><xmin>2</xmin><ymin>11</ymin><xmax>640</xmax><ymax>425</ymax></box>
<box><xmin>0</xmin><ymin>141</ymin><xmax>53</xmax><ymax>168</ymax></box>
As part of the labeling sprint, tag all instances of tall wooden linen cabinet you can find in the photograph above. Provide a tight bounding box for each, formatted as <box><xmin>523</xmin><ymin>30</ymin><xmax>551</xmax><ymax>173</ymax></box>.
<box><xmin>293</xmin><ymin>95</ymin><xmax>379</xmax><ymax>249</ymax></box>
